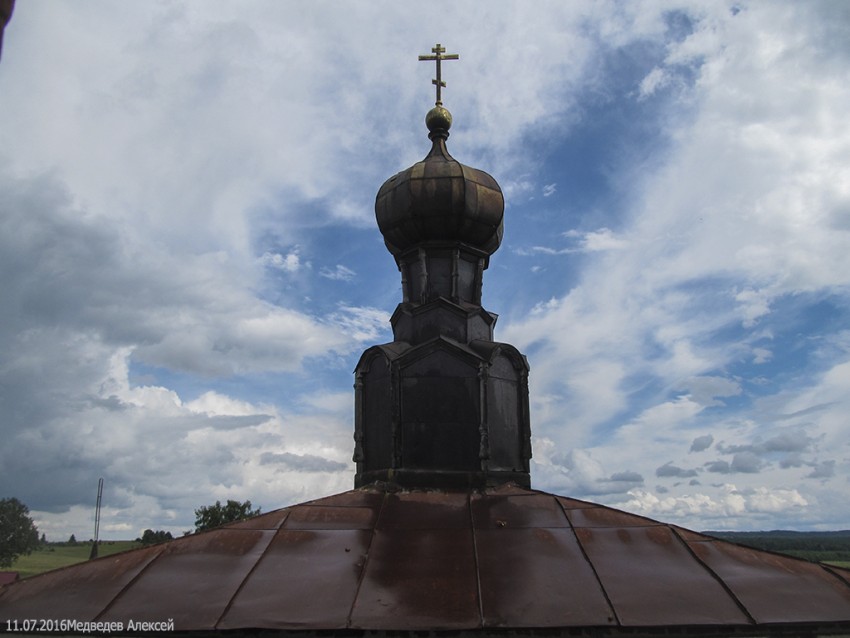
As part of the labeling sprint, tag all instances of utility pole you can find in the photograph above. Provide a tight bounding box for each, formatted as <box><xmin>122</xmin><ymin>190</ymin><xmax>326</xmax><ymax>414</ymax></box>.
<box><xmin>89</xmin><ymin>477</ymin><xmax>103</xmax><ymax>560</ymax></box>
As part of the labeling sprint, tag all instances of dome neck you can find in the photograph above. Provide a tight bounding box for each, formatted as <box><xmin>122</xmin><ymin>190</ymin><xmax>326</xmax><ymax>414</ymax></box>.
<box><xmin>425</xmin><ymin>134</ymin><xmax>454</xmax><ymax>161</ymax></box>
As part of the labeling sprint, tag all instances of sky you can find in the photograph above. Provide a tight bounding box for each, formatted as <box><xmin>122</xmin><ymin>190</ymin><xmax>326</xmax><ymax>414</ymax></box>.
<box><xmin>1</xmin><ymin>1</ymin><xmax>849</xmax><ymax>541</ymax></box>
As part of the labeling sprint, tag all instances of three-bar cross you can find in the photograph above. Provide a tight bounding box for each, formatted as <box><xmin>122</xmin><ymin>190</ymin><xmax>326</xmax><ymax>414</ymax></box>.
<box><xmin>418</xmin><ymin>43</ymin><xmax>458</xmax><ymax>106</ymax></box>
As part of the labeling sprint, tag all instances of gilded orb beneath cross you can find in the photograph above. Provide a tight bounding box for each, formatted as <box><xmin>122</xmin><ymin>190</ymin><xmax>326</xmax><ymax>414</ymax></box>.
<box><xmin>425</xmin><ymin>105</ymin><xmax>452</xmax><ymax>133</ymax></box>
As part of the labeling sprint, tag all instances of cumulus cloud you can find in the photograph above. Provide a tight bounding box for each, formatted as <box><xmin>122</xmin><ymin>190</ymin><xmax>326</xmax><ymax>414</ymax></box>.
<box><xmin>534</xmin><ymin>445</ymin><xmax>643</xmax><ymax>497</ymax></box>
<box><xmin>624</xmin><ymin>484</ymin><xmax>807</xmax><ymax>525</ymax></box>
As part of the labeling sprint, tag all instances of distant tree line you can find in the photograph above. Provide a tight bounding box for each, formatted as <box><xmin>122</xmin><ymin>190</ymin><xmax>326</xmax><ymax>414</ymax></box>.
<box><xmin>705</xmin><ymin>530</ymin><xmax>850</xmax><ymax>563</ymax></box>
<box><xmin>136</xmin><ymin>529</ymin><xmax>173</xmax><ymax>545</ymax></box>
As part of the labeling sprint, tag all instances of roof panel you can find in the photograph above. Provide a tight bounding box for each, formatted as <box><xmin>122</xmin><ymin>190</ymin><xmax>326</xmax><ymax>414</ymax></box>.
<box><xmin>471</xmin><ymin>492</ymin><xmax>568</xmax><ymax>529</ymax></box>
<box><xmin>351</xmin><ymin>528</ymin><xmax>479</xmax><ymax>629</ymax></box>
<box><xmin>283</xmin><ymin>505</ymin><xmax>377</xmax><ymax>530</ymax></box>
<box><xmin>477</xmin><ymin>527</ymin><xmax>616</xmax><ymax>628</ymax></box>
<box><xmin>564</xmin><ymin>502</ymin><xmax>662</xmax><ymax>528</ymax></box>
<box><xmin>377</xmin><ymin>491</ymin><xmax>469</xmax><ymax>530</ymax></box>
<box><xmin>226</xmin><ymin>508</ymin><xmax>290</xmax><ymax>530</ymax></box>
<box><xmin>574</xmin><ymin>526</ymin><xmax>751</xmax><ymax>626</ymax></box>
<box><xmin>219</xmin><ymin>529</ymin><xmax>370</xmax><ymax>630</ymax></box>
<box><xmin>98</xmin><ymin>529</ymin><xmax>273</xmax><ymax>630</ymax></box>
<box><xmin>0</xmin><ymin>544</ymin><xmax>162</xmax><ymax>621</ymax></box>
<box><xmin>306</xmin><ymin>488</ymin><xmax>386</xmax><ymax>509</ymax></box>
<box><xmin>687</xmin><ymin>539</ymin><xmax>850</xmax><ymax>623</ymax></box>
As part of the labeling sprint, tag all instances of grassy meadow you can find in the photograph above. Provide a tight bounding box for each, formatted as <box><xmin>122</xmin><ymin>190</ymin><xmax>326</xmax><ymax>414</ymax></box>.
<box><xmin>7</xmin><ymin>541</ymin><xmax>142</xmax><ymax>579</ymax></box>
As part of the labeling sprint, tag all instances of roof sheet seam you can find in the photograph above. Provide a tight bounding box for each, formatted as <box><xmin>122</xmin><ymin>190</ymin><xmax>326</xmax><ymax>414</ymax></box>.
<box><xmin>822</xmin><ymin>563</ymin><xmax>850</xmax><ymax>588</ymax></box>
<box><xmin>213</xmin><ymin>528</ymin><xmax>280</xmax><ymax>630</ymax></box>
<box><xmin>345</xmin><ymin>490</ymin><xmax>387</xmax><ymax>629</ymax></box>
<box><xmin>467</xmin><ymin>490</ymin><xmax>485</xmax><ymax>628</ymax></box>
<box><xmin>555</xmin><ymin>495</ymin><xmax>621</xmax><ymax>627</ymax></box>
<box><xmin>274</xmin><ymin>508</ymin><xmax>292</xmax><ymax>530</ymax></box>
<box><xmin>669</xmin><ymin>526</ymin><xmax>756</xmax><ymax>626</ymax></box>
<box><xmin>91</xmin><ymin>545</ymin><xmax>166</xmax><ymax>623</ymax></box>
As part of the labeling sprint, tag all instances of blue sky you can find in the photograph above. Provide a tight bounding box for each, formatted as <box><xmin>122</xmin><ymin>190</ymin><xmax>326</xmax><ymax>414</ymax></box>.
<box><xmin>1</xmin><ymin>1</ymin><xmax>849</xmax><ymax>540</ymax></box>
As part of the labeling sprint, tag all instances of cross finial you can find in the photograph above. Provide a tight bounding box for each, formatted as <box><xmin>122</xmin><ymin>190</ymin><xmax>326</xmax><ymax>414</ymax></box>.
<box><xmin>418</xmin><ymin>43</ymin><xmax>459</xmax><ymax>106</ymax></box>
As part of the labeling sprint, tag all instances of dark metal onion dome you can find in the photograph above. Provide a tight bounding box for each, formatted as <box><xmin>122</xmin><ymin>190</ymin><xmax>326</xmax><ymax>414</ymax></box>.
<box><xmin>375</xmin><ymin>105</ymin><xmax>504</xmax><ymax>258</ymax></box>
<box><xmin>355</xmin><ymin>50</ymin><xmax>531</xmax><ymax>490</ymax></box>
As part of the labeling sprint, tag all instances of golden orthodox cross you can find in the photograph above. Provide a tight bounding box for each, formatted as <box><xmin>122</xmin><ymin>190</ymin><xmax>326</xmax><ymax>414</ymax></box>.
<box><xmin>418</xmin><ymin>43</ymin><xmax>458</xmax><ymax>106</ymax></box>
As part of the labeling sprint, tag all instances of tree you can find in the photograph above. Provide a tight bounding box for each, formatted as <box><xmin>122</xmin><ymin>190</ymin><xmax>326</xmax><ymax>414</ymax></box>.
<box><xmin>138</xmin><ymin>529</ymin><xmax>173</xmax><ymax>545</ymax></box>
<box><xmin>0</xmin><ymin>497</ymin><xmax>40</xmax><ymax>568</ymax></box>
<box><xmin>68</xmin><ymin>534</ymin><xmax>77</xmax><ymax>545</ymax></box>
<box><xmin>194</xmin><ymin>499</ymin><xmax>260</xmax><ymax>532</ymax></box>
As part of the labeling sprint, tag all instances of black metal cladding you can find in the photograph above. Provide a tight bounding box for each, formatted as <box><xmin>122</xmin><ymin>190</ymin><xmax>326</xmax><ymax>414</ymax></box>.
<box><xmin>355</xmin><ymin>105</ymin><xmax>531</xmax><ymax>489</ymax></box>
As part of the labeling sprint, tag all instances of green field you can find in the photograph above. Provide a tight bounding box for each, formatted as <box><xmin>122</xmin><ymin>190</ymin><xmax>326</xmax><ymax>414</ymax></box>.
<box><xmin>8</xmin><ymin>542</ymin><xmax>142</xmax><ymax>579</ymax></box>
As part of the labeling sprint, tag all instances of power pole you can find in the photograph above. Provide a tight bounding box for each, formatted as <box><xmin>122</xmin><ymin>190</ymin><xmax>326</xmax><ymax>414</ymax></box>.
<box><xmin>89</xmin><ymin>477</ymin><xmax>103</xmax><ymax>560</ymax></box>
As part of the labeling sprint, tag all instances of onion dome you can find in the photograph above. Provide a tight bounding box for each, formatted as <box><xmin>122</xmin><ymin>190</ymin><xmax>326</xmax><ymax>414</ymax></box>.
<box><xmin>375</xmin><ymin>105</ymin><xmax>505</xmax><ymax>258</ymax></box>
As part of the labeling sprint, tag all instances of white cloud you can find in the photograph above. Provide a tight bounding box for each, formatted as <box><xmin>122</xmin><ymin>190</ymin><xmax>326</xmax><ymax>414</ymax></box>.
<box><xmin>637</xmin><ymin>66</ymin><xmax>669</xmax><ymax>100</ymax></box>
<box><xmin>752</xmin><ymin>347</ymin><xmax>772</xmax><ymax>364</ymax></box>
<box><xmin>320</xmin><ymin>264</ymin><xmax>357</xmax><ymax>281</ymax></box>
<box><xmin>260</xmin><ymin>250</ymin><xmax>304</xmax><ymax>273</ymax></box>
<box><xmin>735</xmin><ymin>288</ymin><xmax>771</xmax><ymax>328</ymax></box>
<box><xmin>623</xmin><ymin>483</ymin><xmax>806</xmax><ymax>525</ymax></box>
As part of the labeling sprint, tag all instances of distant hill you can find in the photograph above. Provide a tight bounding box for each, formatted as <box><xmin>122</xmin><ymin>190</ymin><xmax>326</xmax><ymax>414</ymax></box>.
<box><xmin>702</xmin><ymin>530</ymin><xmax>850</xmax><ymax>564</ymax></box>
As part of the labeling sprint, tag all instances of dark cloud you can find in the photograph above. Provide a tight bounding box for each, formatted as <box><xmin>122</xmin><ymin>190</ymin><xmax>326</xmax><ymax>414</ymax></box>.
<box><xmin>608</xmin><ymin>471</ymin><xmax>644</xmax><ymax>483</ymax></box>
<box><xmin>705</xmin><ymin>460</ymin><xmax>731</xmax><ymax>474</ymax></box>
<box><xmin>259</xmin><ymin>452</ymin><xmax>347</xmax><ymax>473</ymax></box>
<box><xmin>776</xmin><ymin>402</ymin><xmax>835</xmax><ymax>421</ymax></box>
<box><xmin>656</xmin><ymin>485</ymin><xmax>669</xmax><ymax>494</ymax></box>
<box><xmin>688</xmin><ymin>479</ymin><xmax>701</xmax><ymax>486</ymax></box>
<box><xmin>731</xmin><ymin>452</ymin><xmax>764</xmax><ymax>474</ymax></box>
<box><xmin>192</xmin><ymin>414</ymin><xmax>273</xmax><ymax>430</ymax></box>
<box><xmin>689</xmin><ymin>434</ymin><xmax>714</xmax><ymax>453</ymax></box>
<box><xmin>780</xmin><ymin>453</ymin><xmax>805</xmax><ymax>469</ymax></box>
<box><xmin>806</xmin><ymin>460</ymin><xmax>835</xmax><ymax>480</ymax></box>
<box><xmin>717</xmin><ymin>430</ymin><xmax>813</xmax><ymax>455</ymax></box>
<box><xmin>656</xmin><ymin>462</ymin><xmax>698</xmax><ymax>478</ymax></box>
<box><xmin>704</xmin><ymin>453</ymin><xmax>764</xmax><ymax>474</ymax></box>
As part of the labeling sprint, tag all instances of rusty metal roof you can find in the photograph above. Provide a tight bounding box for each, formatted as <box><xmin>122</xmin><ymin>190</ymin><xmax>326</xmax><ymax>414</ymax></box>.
<box><xmin>3</xmin><ymin>483</ymin><xmax>850</xmax><ymax>635</ymax></box>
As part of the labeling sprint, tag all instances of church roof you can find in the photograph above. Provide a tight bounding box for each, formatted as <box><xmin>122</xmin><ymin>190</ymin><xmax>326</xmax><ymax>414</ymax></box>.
<box><xmin>3</xmin><ymin>483</ymin><xmax>850</xmax><ymax>635</ymax></box>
